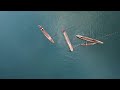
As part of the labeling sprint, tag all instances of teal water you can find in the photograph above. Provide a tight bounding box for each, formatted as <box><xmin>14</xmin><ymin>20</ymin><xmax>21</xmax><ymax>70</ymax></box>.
<box><xmin>0</xmin><ymin>11</ymin><xmax>120</xmax><ymax>79</ymax></box>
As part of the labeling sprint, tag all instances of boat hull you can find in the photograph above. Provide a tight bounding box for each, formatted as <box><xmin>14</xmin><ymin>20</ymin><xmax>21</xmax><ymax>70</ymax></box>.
<box><xmin>76</xmin><ymin>35</ymin><xmax>103</xmax><ymax>44</ymax></box>
<box><xmin>38</xmin><ymin>25</ymin><xmax>55</xmax><ymax>43</ymax></box>
<box><xmin>62</xmin><ymin>30</ymin><xmax>74</xmax><ymax>52</ymax></box>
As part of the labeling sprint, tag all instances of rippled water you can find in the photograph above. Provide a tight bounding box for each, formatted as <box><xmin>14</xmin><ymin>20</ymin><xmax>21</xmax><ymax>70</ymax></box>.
<box><xmin>0</xmin><ymin>11</ymin><xmax>120</xmax><ymax>79</ymax></box>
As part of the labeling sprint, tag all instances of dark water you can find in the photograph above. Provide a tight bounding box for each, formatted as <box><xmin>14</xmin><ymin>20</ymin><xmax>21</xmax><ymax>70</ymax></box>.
<box><xmin>0</xmin><ymin>11</ymin><xmax>120</xmax><ymax>79</ymax></box>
